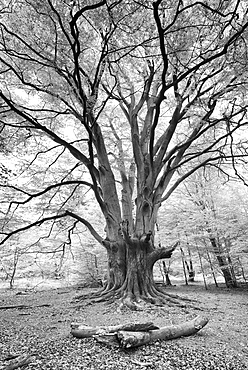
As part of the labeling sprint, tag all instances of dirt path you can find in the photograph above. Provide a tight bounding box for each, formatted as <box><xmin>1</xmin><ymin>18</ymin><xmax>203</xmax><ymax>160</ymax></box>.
<box><xmin>0</xmin><ymin>283</ymin><xmax>247</xmax><ymax>369</ymax></box>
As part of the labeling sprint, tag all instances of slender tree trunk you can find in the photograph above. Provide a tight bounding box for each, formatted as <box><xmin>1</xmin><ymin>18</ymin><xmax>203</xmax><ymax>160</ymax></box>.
<box><xmin>209</xmin><ymin>238</ymin><xmax>236</xmax><ymax>288</ymax></box>
<box><xmin>162</xmin><ymin>261</ymin><xmax>172</xmax><ymax>286</ymax></box>
<box><xmin>10</xmin><ymin>248</ymin><xmax>19</xmax><ymax>289</ymax></box>
<box><xmin>206</xmin><ymin>247</ymin><xmax>218</xmax><ymax>287</ymax></box>
<box><xmin>224</xmin><ymin>238</ymin><xmax>238</xmax><ymax>288</ymax></box>
<box><xmin>196</xmin><ymin>243</ymin><xmax>208</xmax><ymax>290</ymax></box>
<box><xmin>187</xmin><ymin>247</ymin><xmax>195</xmax><ymax>282</ymax></box>
<box><xmin>237</xmin><ymin>257</ymin><xmax>248</xmax><ymax>287</ymax></box>
<box><xmin>180</xmin><ymin>247</ymin><xmax>188</xmax><ymax>285</ymax></box>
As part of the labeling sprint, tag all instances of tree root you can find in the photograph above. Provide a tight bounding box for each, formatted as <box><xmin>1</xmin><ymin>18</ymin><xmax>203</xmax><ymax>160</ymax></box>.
<box><xmin>73</xmin><ymin>284</ymin><xmax>203</xmax><ymax>311</ymax></box>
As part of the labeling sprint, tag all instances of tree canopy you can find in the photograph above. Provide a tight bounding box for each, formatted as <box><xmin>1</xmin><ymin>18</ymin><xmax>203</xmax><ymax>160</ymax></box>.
<box><xmin>1</xmin><ymin>0</ymin><xmax>248</xmax><ymax>306</ymax></box>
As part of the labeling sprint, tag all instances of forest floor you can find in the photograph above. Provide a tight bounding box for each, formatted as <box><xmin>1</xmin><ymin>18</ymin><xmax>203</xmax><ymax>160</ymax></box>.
<box><xmin>0</xmin><ymin>282</ymin><xmax>247</xmax><ymax>370</ymax></box>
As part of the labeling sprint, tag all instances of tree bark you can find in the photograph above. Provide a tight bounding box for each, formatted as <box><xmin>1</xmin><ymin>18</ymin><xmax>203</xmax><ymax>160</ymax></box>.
<box><xmin>71</xmin><ymin>316</ymin><xmax>209</xmax><ymax>348</ymax></box>
<box><xmin>75</xmin><ymin>237</ymin><xmax>185</xmax><ymax>309</ymax></box>
<box><xmin>209</xmin><ymin>238</ymin><xmax>236</xmax><ymax>288</ymax></box>
<box><xmin>106</xmin><ymin>238</ymin><xmax>178</xmax><ymax>309</ymax></box>
<box><xmin>71</xmin><ymin>322</ymin><xmax>159</xmax><ymax>338</ymax></box>
<box><xmin>162</xmin><ymin>261</ymin><xmax>172</xmax><ymax>285</ymax></box>
<box><xmin>103</xmin><ymin>241</ymin><xmax>126</xmax><ymax>291</ymax></box>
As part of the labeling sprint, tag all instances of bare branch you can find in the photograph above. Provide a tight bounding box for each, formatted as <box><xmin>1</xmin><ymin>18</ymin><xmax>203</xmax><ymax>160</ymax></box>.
<box><xmin>0</xmin><ymin>212</ymin><xmax>69</xmax><ymax>245</ymax></box>
<box><xmin>65</xmin><ymin>210</ymin><xmax>104</xmax><ymax>245</ymax></box>
<box><xmin>1</xmin><ymin>180</ymin><xmax>93</xmax><ymax>208</ymax></box>
<box><xmin>149</xmin><ymin>241</ymin><xmax>179</xmax><ymax>266</ymax></box>
<box><xmin>0</xmin><ymin>91</ymin><xmax>99</xmax><ymax>177</ymax></box>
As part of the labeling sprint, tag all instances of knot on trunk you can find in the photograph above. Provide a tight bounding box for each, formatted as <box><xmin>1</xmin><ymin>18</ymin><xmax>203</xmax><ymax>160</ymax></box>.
<box><xmin>141</xmin><ymin>200</ymin><xmax>151</xmax><ymax>216</ymax></box>
<box><xmin>140</xmin><ymin>231</ymin><xmax>152</xmax><ymax>243</ymax></box>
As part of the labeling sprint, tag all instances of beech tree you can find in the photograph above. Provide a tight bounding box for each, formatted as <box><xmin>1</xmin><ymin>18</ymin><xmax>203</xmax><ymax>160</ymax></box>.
<box><xmin>158</xmin><ymin>167</ymin><xmax>248</xmax><ymax>287</ymax></box>
<box><xmin>1</xmin><ymin>0</ymin><xmax>248</xmax><ymax>308</ymax></box>
<box><xmin>181</xmin><ymin>169</ymin><xmax>248</xmax><ymax>286</ymax></box>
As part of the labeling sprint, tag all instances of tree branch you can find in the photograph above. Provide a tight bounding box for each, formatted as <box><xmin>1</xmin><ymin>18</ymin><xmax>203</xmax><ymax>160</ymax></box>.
<box><xmin>70</xmin><ymin>1</ymin><xmax>106</xmax><ymax>26</ymax></box>
<box><xmin>0</xmin><ymin>92</ymin><xmax>100</xmax><ymax>183</ymax></box>
<box><xmin>65</xmin><ymin>210</ymin><xmax>104</xmax><ymax>245</ymax></box>
<box><xmin>0</xmin><ymin>213</ymin><xmax>69</xmax><ymax>245</ymax></box>
<box><xmin>149</xmin><ymin>241</ymin><xmax>179</xmax><ymax>266</ymax></box>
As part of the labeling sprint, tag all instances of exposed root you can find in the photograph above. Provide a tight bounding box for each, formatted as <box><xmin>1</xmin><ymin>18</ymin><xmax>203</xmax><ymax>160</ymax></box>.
<box><xmin>74</xmin><ymin>282</ymin><xmax>119</xmax><ymax>302</ymax></box>
<box><xmin>73</xmin><ymin>284</ymin><xmax>203</xmax><ymax>311</ymax></box>
<box><xmin>156</xmin><ymin>285</ymin><xmax>199</xmax><ymax>303</ymax></box>
<box><xmin>74</xmin><ymin>287</ymin><xmax>108</xmax><ymax>300</ymax></box>
<box><xmin>73</xmin><ymin>291</ymin><xmax>101</xmax><ymax>302</ymax></box>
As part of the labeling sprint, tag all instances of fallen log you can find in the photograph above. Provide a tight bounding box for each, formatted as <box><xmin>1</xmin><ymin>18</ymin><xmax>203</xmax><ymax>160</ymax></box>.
<box><xmin>2</xmin><ymin>353</ymin><xmax>35</xmax><ymax>370</ymax></box>
<box><xmin>71</xmin><ymin>321</ymin><xmax>159</xmax><ymax>338</ymax></box>
<box><xmin>71</xmin><ymin>315</ymin><xmax>209</xmax><ymax>348</ymax></box>
<box><xmin>0</xmin><ymin>304</ymin><xmax>50</xmax><ymax>310</ymax></box>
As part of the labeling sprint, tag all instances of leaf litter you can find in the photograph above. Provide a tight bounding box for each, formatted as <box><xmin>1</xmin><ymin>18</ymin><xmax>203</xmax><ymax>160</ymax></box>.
<box><xmin>0</xmin><ymin>283</ymin><xmax>247</xmax><ymax>370</ymax></box>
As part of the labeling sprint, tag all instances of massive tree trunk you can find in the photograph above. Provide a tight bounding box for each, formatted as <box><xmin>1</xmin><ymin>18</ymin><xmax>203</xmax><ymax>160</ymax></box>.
<box><xmin>103</xmin><ymin>241</ymin><xmax>126</xmax><ymax>292</ymax></box>
<box><xmin>117</xmin><ymin>238</ymin><xmax>159</xmax><ymax>309</ymax></box>
<box><xmin>76</xmin><ymin>228</ymin><xmax>185</xmax><ymax>309</ymax></box>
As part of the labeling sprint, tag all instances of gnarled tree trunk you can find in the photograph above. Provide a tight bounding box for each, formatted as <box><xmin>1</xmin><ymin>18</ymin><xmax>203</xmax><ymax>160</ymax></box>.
<box><xmin>118</xmin><ymin>238</ymin><xmax>156</xmax><ymax>308</ymax></box>
<box><xmin>76</xmin><ymin>227</ymin><xmax>186</xmax><ymax>310</ymax></box>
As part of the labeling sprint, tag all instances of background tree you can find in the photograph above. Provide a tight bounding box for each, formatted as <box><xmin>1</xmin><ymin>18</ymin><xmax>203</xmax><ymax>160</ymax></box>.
<box><xmin>159</xmin><ymin>168</ymin><xmax>248</xmax><ymax>287</ymax></box>
<box><xmin>0</xmin><ymin>0</ymin><xmax>248</xmax><ymax>308</ymax></box>
<box><xmin>186</xmin><ymin>170</ymin><xmax>248</xmax><ymax>287</ymax></box>
<box><xmin>185</xmin><ymin>170</ymin><xmax>239</xmax><ymax>287</ymax></box>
